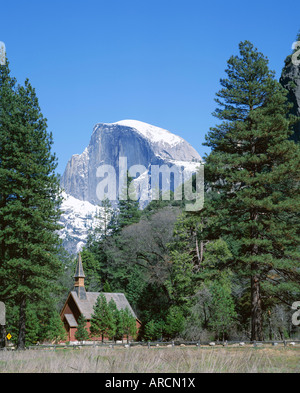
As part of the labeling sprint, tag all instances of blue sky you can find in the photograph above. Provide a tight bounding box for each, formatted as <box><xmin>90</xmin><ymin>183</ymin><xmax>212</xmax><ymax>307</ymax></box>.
<box><xmin>1</xmin><ymin>0</ymin><xmax>299</xmax><ymax>174</ymax></box>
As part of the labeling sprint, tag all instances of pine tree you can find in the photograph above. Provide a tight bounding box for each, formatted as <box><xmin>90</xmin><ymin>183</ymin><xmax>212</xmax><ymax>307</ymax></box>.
<box><xmin>108</xmin><ymin>298</ymin><xmax>122</xmax><ymax>340</ymax></box>
<box><xmin>80</xmin><ymin>248</ymin><xmax>101</xmax><ymax>291</ymax></box>
<box><xmin>126</xmin><ymin>266</ymin><xmax>145</xmax><ymax>309</ymax></box>
<box><xmin>34</xmin><ymin>301</ymin><xmax>67</xmax><ymax>344</ymax></box>
<box><xmin>103</xmin><ymin>280</ymin><xmax>112</xmax><ymax>292</ymax></box>
<box><xmin>75</xmin><ymin>314</ymin><xmax>89</xmax><ymax>342</ymax></box>
<box><xmin>117</xmin><ymin>172</ymin><xmax>141</xmax><ymax>231</ymax></box>
<box><xmin>208</xmin><ymin>272</ymin><xmax>237</xmax><ymax>341</ymax></box>
<box><xmin>45</xmin><ymin>310</ymin><xmax>67</xmax><ymax>344</ymax></box>
<box><xmin>166</xmin><ymin>250</ymin><xmax>194</xmax><ymax>310</ymax></box>
<box><xmin>92</xmin><ymin>198</ymin><xmax>115</xmax><ymax>242</ymax></box>
<box><xmin>203</xmin><ymin>41</ymin><xmax>300</xmax><ymax>340</ymax></box>
<box><xmin>0</xmin><ymin>61</ymin><xmax>63</xmax><ymax>349</ymax></box>
<box><xmin>25</xmin><ymin>305</ymin><xmax>40</xmax><ymax>346</ymax></box>
<box><xmin>119</xmin><ymin>307</ymin><xmax>136</xmax><ymax>343</ymax></box>
<box><xmin>166</xmin><ymin>213</ymin><xmax>203</xmax><ymax>310</ymax></box>
<box><xmin>164</xmin><ymin>306</ymin><xmax>185</xmax><ymax>339</ymax></box>
<box><xmin>90</xmin><ymin>294</ymin><xmax>115</xmax><ymax>342</ymax></box>
<box><xmin>143</xmin><ymin>319</ymin><xmax>163</xmax><ymax>341</ymax></box>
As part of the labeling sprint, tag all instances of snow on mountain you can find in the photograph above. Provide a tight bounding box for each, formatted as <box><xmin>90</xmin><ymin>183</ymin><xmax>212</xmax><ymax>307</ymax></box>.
<box><xmin>58</xmin><ymin>192</ymin><xmax>102</xmax><ymax>254</ymax></box>
<box><xmin>108</xmin><ymin>120</ymin><xmax>183</xmax><ymax>147</ymax></box>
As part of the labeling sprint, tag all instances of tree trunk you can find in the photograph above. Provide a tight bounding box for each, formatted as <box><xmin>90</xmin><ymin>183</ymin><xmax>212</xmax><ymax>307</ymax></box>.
<box><xmin>250</xmin><ymin>205</ymin><xmax>263</xmax><ymax>341</ymax></box>
<box><xmin>0</xmin><ymin>325</ymin><xmax>6</xmax><ymax>348</ymax></box>
<box><xmin>194</xmin><ymin>232</ymin><xmax>201</xmax><ymax>265</ymax></box>
<box><xmin>251</xmin><ymin>269</ymin><xmax>263</xmax><ymax>341</ymax></box>
<box><xmin>17</xmin><ymin>296</ymin><xmax>26</xmax><ymax>350</ymax></box>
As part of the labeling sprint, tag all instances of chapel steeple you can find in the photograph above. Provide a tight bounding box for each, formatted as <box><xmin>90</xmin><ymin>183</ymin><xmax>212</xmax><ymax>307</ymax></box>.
<box><xmin>74</xmin><ymin>252</ymin><xmax>87</xmax><ymax>300</ymax></box>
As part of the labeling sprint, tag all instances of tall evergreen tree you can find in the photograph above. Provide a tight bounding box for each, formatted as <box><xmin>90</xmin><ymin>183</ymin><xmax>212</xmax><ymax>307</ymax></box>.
<box><xmin>164</xmin><ymin>306</ymin><xmax>185</xmax><ymax>339</ymax></box>
<box><xmin>117</xmin><ymin>172</ymin><xmax>141</xmax><ymax>231</ymax></box>
<box><xmin>108</xmin><ymin>298</ymin><xmax>122</xmax><ymax>340</ymax></box>
<box><xmin>208</xmin><ymin>272</ymin><xmax>237</xmax><ymax>341</ymax></box>
<box><xmin>119</xmin><ymin>307</ymin><xmax>137</xmax><ymax>343</ymax></box>
<box><xmin>75</xmin><ymin>314</ymin><xmax>89</xmax><ymax>342</ymax></box>
<box><xmin>89</xmin><ymin>198</ymin><xmax>115</xmax><ymax>243</ymax></box>
<box><xmin>203</xmin><ymin>41</ymin><xmax>300</xmax><ymax>341</ymax></box>
<box><xmin>103</xmin><ymin>280</ymin><xmax>112</xmax><ymax>292</ymax></box>
<box><xmin>0</xmin><ymin>60</ymin><xmax>63</xmax><ymax>349</ymax></box>
<box><xmin>80</xmin><ymin>248</ymin><xmax>102</xmax><ymax>291</ymax></box>
<box><xmin>90</xmin><ymin>294</ymin><xmax>115</xmax><ymax>342</ymax></box>
<box><xmin>143</xmin><ymin>319</ymin><xmax>164</xmax><ymax>341</ymax></box>
<box><xmin>44</xmin><ymin>310</ymin><xmax>67</xmax><ymax>344</ymax></box>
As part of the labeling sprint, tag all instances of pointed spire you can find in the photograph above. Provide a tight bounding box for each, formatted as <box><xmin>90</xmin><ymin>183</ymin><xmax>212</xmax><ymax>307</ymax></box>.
<box><xmin>74</xmin><ymin>252</ymin><xmax>85</xmax><ymax>278</ymax></box>
<box><xmin>74</xmin><ymin>253</ymin><xmax>87</xmax><ymax>300</ymax></box>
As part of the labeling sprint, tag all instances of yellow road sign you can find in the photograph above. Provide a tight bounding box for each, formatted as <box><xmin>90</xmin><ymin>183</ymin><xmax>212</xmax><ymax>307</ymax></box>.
<box><xmin>6</xmin><ymin>333</ymin><xmax>12</xmax><ymax>340</ymax></box>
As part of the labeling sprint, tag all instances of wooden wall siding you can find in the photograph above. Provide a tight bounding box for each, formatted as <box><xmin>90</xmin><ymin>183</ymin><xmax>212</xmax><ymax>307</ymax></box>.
<box><xmin>60</xmin><ymin>318</ymin><xmax>141</xmax><ymax>343</ymax></box>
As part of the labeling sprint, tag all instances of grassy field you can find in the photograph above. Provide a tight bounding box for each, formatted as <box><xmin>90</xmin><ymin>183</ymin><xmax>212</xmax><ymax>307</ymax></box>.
<box><xmin>0</xmin><ymin>345</ymin><xmax>299</xmax><ymax>373</ymax></box>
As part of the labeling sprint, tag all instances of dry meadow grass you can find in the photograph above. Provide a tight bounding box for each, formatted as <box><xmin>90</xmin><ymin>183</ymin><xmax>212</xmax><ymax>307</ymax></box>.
<box><xmin>0</xmin><ymin>345</ymin><xmax>299</xmax><ymax>373</ymax></box>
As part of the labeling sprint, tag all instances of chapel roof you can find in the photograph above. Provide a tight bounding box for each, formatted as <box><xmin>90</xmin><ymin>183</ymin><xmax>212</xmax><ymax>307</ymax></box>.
<box><xmin>70</xmin><ymin>290</ymin><xmax>137</xmax><ymax>320</ymax></box>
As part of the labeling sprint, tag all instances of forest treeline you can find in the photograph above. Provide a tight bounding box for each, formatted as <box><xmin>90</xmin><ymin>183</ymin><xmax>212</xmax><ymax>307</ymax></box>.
<box><xmin>0</xmin><ymin>38</ymin><xmax>300</xmax><ymax>348</ymax></box>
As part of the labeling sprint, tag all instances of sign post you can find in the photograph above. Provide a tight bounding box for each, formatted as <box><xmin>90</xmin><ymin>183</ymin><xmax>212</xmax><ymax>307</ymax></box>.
<box><xmin>0</xmin><ymin>302</ymin><xmax>6</xmax><ymax>348</ymax></box>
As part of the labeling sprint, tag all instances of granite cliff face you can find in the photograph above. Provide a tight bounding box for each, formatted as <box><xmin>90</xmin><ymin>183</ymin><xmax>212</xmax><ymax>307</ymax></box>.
<box><xmin>59</xmin><ymin>120</ymin><xmax>202</xmax><ymax>254</ymax></box>
<box><xmin>280</xmin><ymin>53</ymin><xmax>300</xmax><ymax>143</ymax></box>
<box><xmin>61</xmin><ymin>120</ymin><xmax>202</xmax><ymax>204</ymax></box>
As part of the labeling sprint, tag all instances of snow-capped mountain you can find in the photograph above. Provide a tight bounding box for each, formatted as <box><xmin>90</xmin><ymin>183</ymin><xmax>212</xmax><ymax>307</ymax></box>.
<box><xmin>61</xmin><ymin>119</ymin><xmax>201</xmax><ymax>203</ymax></box>
<box><xmin>58</xmin><ymin>192</ymin><xmax>102</xmax><ymax>254</ymax></box>
<box><xmin>59</xmin><ymin>120</ymin><xmax>202</xmax><ymax>253</ymax></box>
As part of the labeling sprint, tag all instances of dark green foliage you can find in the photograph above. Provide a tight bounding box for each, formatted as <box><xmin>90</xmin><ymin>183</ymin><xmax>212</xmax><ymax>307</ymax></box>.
<box><xmin>207</xmin><ymin>272</ymin><xmax>237</xmax><ymax>341</ymax></box>
<box><xmin>108</xmin><ymin>298</ymin><xmax>123</xmax><ymax>340</ymax></box>
<box><xmin>103</xmin><ymin>280</ymin><xmax>112</xmax><ymax>293</ymax></box>
<box><xmin>119</xmin><ymin>307</ymin><xmax>137</xmax><ymax>343</ymax></box>
<box><xmin>143</xmin><ymin>319</ymin><xmax>164</xmax><ymax>341</ymax></box>
<box><xmin>116</xmin><ymin>172</ymin><xmax>141</xmax><ymax>231</ymax></box>
<box><xmin>80</xmin><ymin>248</ymin><xmax>101</xmax><ymax>291</ymax></box>
<box><xmin>203</xmin><ymin>40</ymin><xmax>300</xmax><ymax>340</ymax></box>
<box><xmin>5</xmin><ymin>300</ymin><xmax>66</xmax><ymax>346</ymax></box>
<box><xmin>0</xmin><ymin>60</ymin><xmax>63</xmax><ymax>349</ymax></box>
<box><xmin>24</xmin><ymin>306</ymin><xmax>40</xmax><ymax>345</ymax></box>
<box><xmin>166</xmin><ymin>213</ymin><xmax>203</xmax><ymax>310</ymax></box>
<box><xmin>75</xmin><ymin>314</ymin><xmax>89</xmax><ymax>342</ymax></box>
<box><xmin>164</xmin><ymin>306</ymin><xmax>185</xmax><ymax>339</ymax></box>
<box><xmin>125</xmin><ymin>266</ymin><xmax>146</xmax><ymax>308</ymax></box>
<box><xmin>90</xmin><ymin>294</ymin><xmax>116</xmax><ymax>342</ymax></box>
<box><xmin>89</xmin><ymin>295</ymin><xmax>136</xmax><ymax>342</ymax></box>
<box><xmin>44</xmin><ymin>310</ymin><xmax>67</xmax><ymax>344</ymax></box>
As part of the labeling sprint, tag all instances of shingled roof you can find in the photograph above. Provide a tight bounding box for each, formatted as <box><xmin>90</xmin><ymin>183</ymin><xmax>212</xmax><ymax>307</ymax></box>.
<box><xmin>64</xmin><ymin>313</ymin><xmax>78</xmax><ymax>328</ymax></box>
<box><xmin>70</xmin><ymin>291</ymin><xmax>137</xmax><ymax>320</ymax></box>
